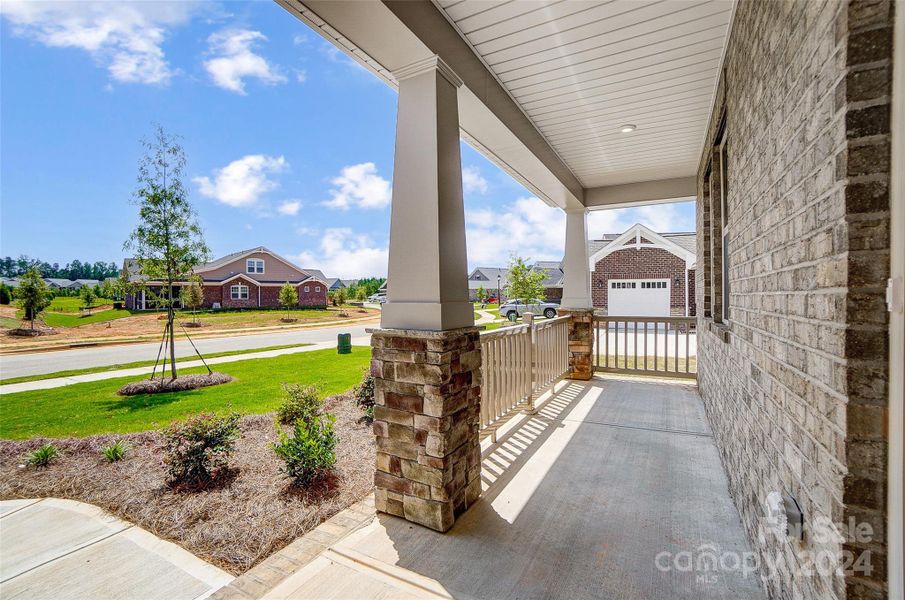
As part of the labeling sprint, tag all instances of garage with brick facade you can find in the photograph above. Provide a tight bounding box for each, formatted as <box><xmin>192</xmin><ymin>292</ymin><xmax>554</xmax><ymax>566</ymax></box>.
<box><xmin>589</xmin><ymin>224</ymin><xmax>696</xmax><ymax>317</ymax></box>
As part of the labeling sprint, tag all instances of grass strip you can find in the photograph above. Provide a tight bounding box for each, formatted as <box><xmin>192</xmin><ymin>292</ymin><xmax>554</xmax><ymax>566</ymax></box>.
<box><xmin>1</xmin><ymin>343</ymin><xmax>313</xmax><ymax>385</ymax></box>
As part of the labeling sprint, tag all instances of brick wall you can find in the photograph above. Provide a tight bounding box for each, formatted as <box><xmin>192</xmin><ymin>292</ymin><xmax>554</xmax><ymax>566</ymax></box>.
<box><xmin>219</xmin><ymin>280</ymin><xmax>259</xmax><ymax>309</ymax></box>
<box><xmin>297</xmin><ymin>282</ymin><xmax>327</xmax><ymax>307</ymax></box>
<box><xmin>695</xmin><ymin>1</ymin><xmax>893</xmax><ymax>599</ymax></box>
<box><xmin>591</xmin><ymin>247</ymin><xmax>690</xmax><ymax>313</ymax></box>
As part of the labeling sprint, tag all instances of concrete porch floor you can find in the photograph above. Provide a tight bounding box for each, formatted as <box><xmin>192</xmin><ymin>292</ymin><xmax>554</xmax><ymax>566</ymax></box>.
<box><xmin>248</xmin><ymin>375</ymin><xmax>765</xmax><ymax>599</ymax></box>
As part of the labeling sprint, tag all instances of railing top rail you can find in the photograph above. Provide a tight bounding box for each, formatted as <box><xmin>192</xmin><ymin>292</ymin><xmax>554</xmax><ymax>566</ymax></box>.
<box><xmin>534</xmin><ymin>315</ymin><xmax>570</xmax><ymax>329</ymax></box>
<box><xmin>480</xmin><ymin>323</ymin><xmax>531</xmax><ymax>339</ymax></box>
<box><xmin>593</xmin><ymin>315</ymin><xmax>696</xmax><ymax>324</ymax></box>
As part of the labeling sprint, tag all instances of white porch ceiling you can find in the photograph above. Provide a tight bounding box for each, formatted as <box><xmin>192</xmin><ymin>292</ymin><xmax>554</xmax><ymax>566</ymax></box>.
<box><xmin>433</xmin><ymin>0</ymin><xmax>733</xmax><ymax>188</ymax></box>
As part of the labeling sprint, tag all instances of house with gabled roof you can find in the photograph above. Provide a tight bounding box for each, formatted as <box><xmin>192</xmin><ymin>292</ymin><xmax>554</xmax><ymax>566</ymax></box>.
<box><xmin>122</xmin><ymin>247</ymin><xmax>328</xmax><ymax>310</ymax></box>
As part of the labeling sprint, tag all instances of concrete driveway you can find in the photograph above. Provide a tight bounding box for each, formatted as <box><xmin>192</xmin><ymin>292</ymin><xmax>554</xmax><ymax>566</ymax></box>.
<box><xmin>0</xmin><ymin>498</ymin><xmax>232</xmax><ymax>600</ymax></box>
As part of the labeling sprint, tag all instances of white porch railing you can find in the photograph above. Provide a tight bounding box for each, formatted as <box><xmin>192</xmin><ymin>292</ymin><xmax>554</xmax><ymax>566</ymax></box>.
<box><xmin>479</xmin><ymin>315</ymin><xmax>570</xmax><ymax>440</ymax></box>
<box><xmin>593</xmin><ymin>316</ymin><xmax>697</xmax><ymax>379</ymax></box>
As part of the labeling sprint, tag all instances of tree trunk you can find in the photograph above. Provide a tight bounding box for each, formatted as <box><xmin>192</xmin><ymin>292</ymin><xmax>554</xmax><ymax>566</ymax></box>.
<box><xmin>168</xmin><ymin>286</ymin><xmax>177</xmax><ymax>380</ymax></box>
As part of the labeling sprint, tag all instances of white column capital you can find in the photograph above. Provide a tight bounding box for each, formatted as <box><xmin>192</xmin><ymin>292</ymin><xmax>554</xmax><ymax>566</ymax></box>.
<box><xmin>393</xmin><ymin>55</ymin><xmax>462</xmax><ymax>88</ymax></box>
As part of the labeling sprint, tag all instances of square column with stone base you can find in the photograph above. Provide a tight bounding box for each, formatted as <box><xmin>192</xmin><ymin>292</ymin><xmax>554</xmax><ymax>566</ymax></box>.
<box><xmin>561</xmin><ymin>309</ymin><xmax>594</xmax><ymax>380</ymax></box>
<box><xmin>370</xmin><ymin>327</ymin><xmax>482</xmax><ymax>532</ymax></box>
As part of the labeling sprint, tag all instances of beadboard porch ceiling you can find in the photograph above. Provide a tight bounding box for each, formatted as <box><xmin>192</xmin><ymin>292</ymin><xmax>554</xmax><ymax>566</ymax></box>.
<box><xmin>433</xmin><ymin>0</ymin><xmax>734</xmax><ymax>188</ymax></box>
<box><xmin>279</xmin><ymin>0</ymin><xmax>733</xmax><ymax>209</ymax></box>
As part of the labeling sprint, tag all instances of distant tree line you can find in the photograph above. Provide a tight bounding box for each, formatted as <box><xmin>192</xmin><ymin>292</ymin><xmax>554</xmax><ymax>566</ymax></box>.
<box><xmin>0</xmin><ymin>256</ymin><xmax>119</xmax><ymax>280</ymax></box>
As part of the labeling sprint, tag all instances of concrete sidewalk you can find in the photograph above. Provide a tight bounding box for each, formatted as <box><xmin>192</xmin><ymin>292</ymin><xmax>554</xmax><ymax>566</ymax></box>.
<box><xmin>0</xmin><ymin>498</ymin><xmax>232</xmax><ymax>600</ymax></box>
<box><xmin>0</xmin><ymin>336</ymin><xmax>371</xmax><ymax>395</ymax></box>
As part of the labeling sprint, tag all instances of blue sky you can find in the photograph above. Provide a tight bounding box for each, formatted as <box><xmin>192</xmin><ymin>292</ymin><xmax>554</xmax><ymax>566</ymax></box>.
<box><xmin>0</xmin><ymin>0</ymin><xmax>695</xmax><ymax>278</ymax></box>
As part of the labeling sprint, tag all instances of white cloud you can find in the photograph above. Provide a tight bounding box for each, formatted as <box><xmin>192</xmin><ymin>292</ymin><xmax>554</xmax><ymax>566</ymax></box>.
<box><xmin>295</xmin><ymin>69</ymin><xmax>307</xmax><ymax>83</ymax></box>
<box><xmin>294</xmin><ymin>228</ymin><xmax>388</xmax><ymax>279</ymax></box>
<box><xmin>464</xmin><ymin>197</ymin><xmax>696</xmax><ymax>267</ymax></box>
<box><xmin>193</xmin><ymin>154</ymin><xmax>287</xmax><ymax>207</ymax></box>
<box><xmin>462</xmin><ymin>166</ymin><xmax>488</xmax><ymax>194</ymax></box>
<box><xmin>203</xmin><ymin>29</ymin><xmax>286</xmax><ymax>94</ymax></box>
<box><xmin>0</xmin><ymin>0</ymin><xmax>200</xmax><ymax>85</ymax></box>
<box><xmin>277</xmin><ymin>200</ymin><xmax>301</xmax><ymax>216</ymax></box>
<box><xmin>322</xmin><ymin>162</ymin><xmax>391</xmax><ymax>210</ymax></box>
<box><xmin>292</xmin><ymin>34</ymin><xmax>307</xmax><ymax>46</ymax></box>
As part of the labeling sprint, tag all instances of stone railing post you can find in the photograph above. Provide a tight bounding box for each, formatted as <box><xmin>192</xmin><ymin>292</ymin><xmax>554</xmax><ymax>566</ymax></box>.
<box><xmin>370</xmin><ymin>327</ymin><xmax>482</xmax><ymax>532</ymax></box>
<box><xmin>561</xmin><ymin>309</ymin><xmax>593</xmax><ymax>380</ymax></box>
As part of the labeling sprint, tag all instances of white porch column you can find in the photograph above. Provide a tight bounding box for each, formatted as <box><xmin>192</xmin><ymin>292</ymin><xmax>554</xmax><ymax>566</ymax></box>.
<box><xmin>381</xmin><ymin>56</ymin><xmax>473</xmax><ymax>331</ymax></box>
<box><xmin>560</xmin><ymin>207</ymin><xmax>593</xmax><ymax>309</ymax></box>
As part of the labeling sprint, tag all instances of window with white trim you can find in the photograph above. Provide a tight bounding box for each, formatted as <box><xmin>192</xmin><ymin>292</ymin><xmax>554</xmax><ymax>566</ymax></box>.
<box><xmin>304</xmin><ymin>286</ymin><xmax>310</xmax><ymax>292</ymax></box>
<box><xmin>231</xmin><ymin>284</ymin><xmax>249</xmax><ymax>300</ymax></box>
<box><xmin>315</xmin><ymin>286</ymin><xmax>321</xmax><ymax>292</ymax></box>
<box><xmin>246</xmin><ymin>259</ymin><xmax>264</xmax><ymax>274</ymax></box>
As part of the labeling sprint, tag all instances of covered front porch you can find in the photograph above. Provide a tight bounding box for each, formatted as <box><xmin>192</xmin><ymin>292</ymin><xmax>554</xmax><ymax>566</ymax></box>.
<box><xmin>218</xmin><ymin>375</ymin><xmax>762</xmax><ymax>599</ymax></box>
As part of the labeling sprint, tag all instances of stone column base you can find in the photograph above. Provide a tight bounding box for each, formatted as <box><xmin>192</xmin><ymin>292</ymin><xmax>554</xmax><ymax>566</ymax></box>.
<box><xmin>369</xmin><ymin>327</ymin><xmax>482</xmax><ymax>532</ymax></box>
<box><xmin>561</xmin><ymin>309</ymin><xmax>594</xmax><ymax>381</ymax></box>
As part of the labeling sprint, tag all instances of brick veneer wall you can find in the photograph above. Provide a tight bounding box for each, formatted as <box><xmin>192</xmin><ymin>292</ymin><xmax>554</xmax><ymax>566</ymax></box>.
<box><xmin>297</xmin><ymin>283</ymin><xmax>327</xmax><ymax>307</ymax></box>
<box><xmin>695</xmin><ymin>1</ymin><xmax>893</xmax><ymax>599</ymax></box>
<box><xmin>591</xmin><ymin>247</ymin><xmax>691</xmax><ymax>314</ymax></box>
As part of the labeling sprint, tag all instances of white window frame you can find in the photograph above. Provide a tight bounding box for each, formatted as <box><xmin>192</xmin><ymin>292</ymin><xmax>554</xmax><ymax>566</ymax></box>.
<box><xmin>230</xmin><ymin>284</ymin><xmax>249</xmax><ymax>300</ymax></box>
<box><xmin>246</xmin><ymin>259</ymin><xmax>264</xmax><ymax>274</ymax></box>
<box><xmin>304</xmin><ymin>285</ymin><xmax>310</xmax><ymax>292</ymax></box>
<box><xmin>315</xmin><ymin>286</ymin><xmax>321</xmax><ymax>292</ymax></box>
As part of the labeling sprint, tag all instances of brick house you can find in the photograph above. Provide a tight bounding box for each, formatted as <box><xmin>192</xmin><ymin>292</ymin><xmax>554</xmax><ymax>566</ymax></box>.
<box><xmin>588</xmin><ymin>223</ymin><xmax>696</xmax><ymax>317</ymax></box>
<box><xmin>123</xmin><ymin>247</ymin><xmax>328</xmax><ymax>310</ymax></box>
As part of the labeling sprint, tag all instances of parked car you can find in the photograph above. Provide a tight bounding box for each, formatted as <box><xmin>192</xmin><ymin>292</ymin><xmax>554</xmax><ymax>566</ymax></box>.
<box><xmin>500</xmin><ymin>298</ymin><xmax>558</xmax><ymax>321</ymax></box>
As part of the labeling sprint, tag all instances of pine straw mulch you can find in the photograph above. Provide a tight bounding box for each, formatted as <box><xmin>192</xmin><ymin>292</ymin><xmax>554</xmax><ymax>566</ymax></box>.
<box><xmin>117</xmin><ymin>372</ymin><xmax>233</xmax><ymax>395</ymax></box>
<box><xmin>0</xmin><ymin>393</ymin><xmax>375</xmax><ymax>575</ymax></box>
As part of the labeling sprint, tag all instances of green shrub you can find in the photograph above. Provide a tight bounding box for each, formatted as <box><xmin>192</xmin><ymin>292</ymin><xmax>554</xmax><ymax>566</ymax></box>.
<box><xmin>26</xmin><ymin>443</ymin><xmax>59</xmax><ymax>467</ymax></box>
<box><xmin>162</xmin><ymin>412</ymin><xmax>240</xmax><ymax>484</ymax></box>
<box><xmin>354</xmin><ymin>370</ymin><xmax>375</xmax><ymax>423</ymax></box>
<box><xmin>0</xmin><ymin>284</ymin><xmax>11</xmax><ymax>305</ymax></box>
<box><xmin>272</xmin><ymin>415</ymin><xmax>337</xmax><ymax>485</ymax></box>
<box><xmin>276</xmin><ymin>383</ymin><xmax>325</xmax><ymax>425</ymax></box>
<box><xmin>102</xmin><ymin>440</ymin><xmax>130</xmax><ymax>462</ymax></box>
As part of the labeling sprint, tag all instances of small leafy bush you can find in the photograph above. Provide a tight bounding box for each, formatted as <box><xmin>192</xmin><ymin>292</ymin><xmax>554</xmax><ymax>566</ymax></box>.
<box><xmin>27</xmin><ymin>443</ymin><xmax>59</xmax><ymax>467</ymax></box>
<box><xmin>272</xmin><ymin>415</ymin><xmax>337</xmax><ymax>485</ymax></box>
<box><xmin>102</xmin><ymin>440</ymin><xmax>130</xmax><ymax>462</ymax></box>
<box><xmin>162</xmin><ymin>412</ymin><xmax>240</xmax><ymax>484</ymax></box>
<box><xmin>353</xmin><ymin>370</ymin><xmax>375</xmax><ymax>423</ymax></box>
<box><xmin>276</xmin><ymin>383</ymin><xmax>325</xmax><ymax>425</ymax></box>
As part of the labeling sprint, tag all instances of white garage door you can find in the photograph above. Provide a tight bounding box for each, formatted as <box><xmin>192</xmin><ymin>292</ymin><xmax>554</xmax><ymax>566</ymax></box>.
<box><xmin>608</xmin><ymin>279</ymin><xmax>670</xmax><ymax>317</ymax></box>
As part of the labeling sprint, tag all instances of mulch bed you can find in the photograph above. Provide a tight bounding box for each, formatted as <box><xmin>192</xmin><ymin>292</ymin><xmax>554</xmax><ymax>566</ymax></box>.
<box><xmin>0</xmin><ymin>393</ymin><xmax>375</xmax><ymax>575</ymax></box>
<box><xmin>6</xmin><ymin>327</ymin><xmax>55</xmax><ymax>337</ymax></box>
<box><xmin>117</xmin><ymin>373</ymin><xmax>233</xmax><ymax>396</ymax></box>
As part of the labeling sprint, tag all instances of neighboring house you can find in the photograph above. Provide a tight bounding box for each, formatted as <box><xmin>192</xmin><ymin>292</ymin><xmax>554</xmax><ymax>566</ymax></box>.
<box><xmin>588</xmin><ymin>223</ymin><xmax>696</xmax><ymax>318</ymax></box>
<box><xmin>69</xmin><ymin>279</ymin><xmax>100</xmax><ymax>290</ymax></box>
<box><xmin>466</xmin><ymin>267</ymin><xmax>508</xmax><ymax>301</ymax></box>
<box><xmin>532</xmin><ymin>261</ymin><xmax>564</xmax><ymax>302</ymax></box>
<box><xmin>43</xmin><ymin>278</ymin><xmax>75</xmax><ymax>289</ymax></box>
<box><xmin>123</xmin><ymin>247</ymin><xmax>328</xmax><ymax>310</ymax></box>
<box><xmin>325</xmin><ymin>278</ymin><xmax>359</xmax><ymax>292</ymax></box>
<box><xmin>1</xmin><ymin>277</ymin><xmax>20</xmax><ymax>289</ymax></box>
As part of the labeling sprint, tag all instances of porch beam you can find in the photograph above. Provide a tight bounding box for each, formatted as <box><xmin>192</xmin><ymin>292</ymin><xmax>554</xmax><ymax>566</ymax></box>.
<box><xmin>585</xmin><ymin>176</ymin><xmax>696</xmax><ymax>210</ymax></box>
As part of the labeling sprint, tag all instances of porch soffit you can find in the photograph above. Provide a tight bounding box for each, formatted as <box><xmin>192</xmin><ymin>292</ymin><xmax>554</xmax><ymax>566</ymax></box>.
<box><xmin>279</xmin><ymin>0</ymin><xmax>732</xmax><ymax>209</ymax></box>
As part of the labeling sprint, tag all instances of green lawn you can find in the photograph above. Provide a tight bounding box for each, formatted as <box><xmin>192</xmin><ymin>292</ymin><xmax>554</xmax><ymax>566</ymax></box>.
<box><xmin>40</xmin><ymin>309</ymin><xmax>134</xmax><ymax>328</ymax></box>
<box><xmin>45</xmin><ymin>296</ymin><xmax>116</xmax><ymax>313</ymax></box>
<box><xmin>0</xmin><ymin>343</ymin><xmax>313</xmax><ymax>385</ymax></box>
<box><xmin>0</xmin><ymin>316</ymin><xmax>20</xmax><ymax>329</ymax></box>
<box><xmin>0</xmin><ymin>346</ymin><xmax>371</xmax><ymax>439</ymax></box>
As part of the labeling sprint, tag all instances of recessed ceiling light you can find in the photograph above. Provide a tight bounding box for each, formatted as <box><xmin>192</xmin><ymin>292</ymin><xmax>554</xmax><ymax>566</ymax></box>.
<box><xmin>620</xmin><ymin>124</ymin><xmax>637</xmax><ymax>133</ymax></box>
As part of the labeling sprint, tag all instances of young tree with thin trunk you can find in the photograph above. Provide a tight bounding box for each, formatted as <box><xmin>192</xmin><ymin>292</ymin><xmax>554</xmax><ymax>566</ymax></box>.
<box><xmin>279</xmin><ymin>282</ymin><xmax>298</xmax><ymax>320</ymax></box>
<box><xmin>505</xmin><ymin>255</ymin><xmax>546</xmax><ymax>302</ymax></box>
<box><xmin>125</xmin><ymin>126</ymin><xmax>209</xmax><ymax>380</ymax></box>
<box><xmin>80</xmin><ymin>285</ymin><xmax>97</xmax><ymax>315</ymax></box>
<box><xmin>181</xmin><ymin>277</ymin><xmax>204</xmax><ymax>324</ymax></box>
<box><xmin>16</xmin><ymin>268</ymin><xmax>52</xmax><ymax>330</ymax></box>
